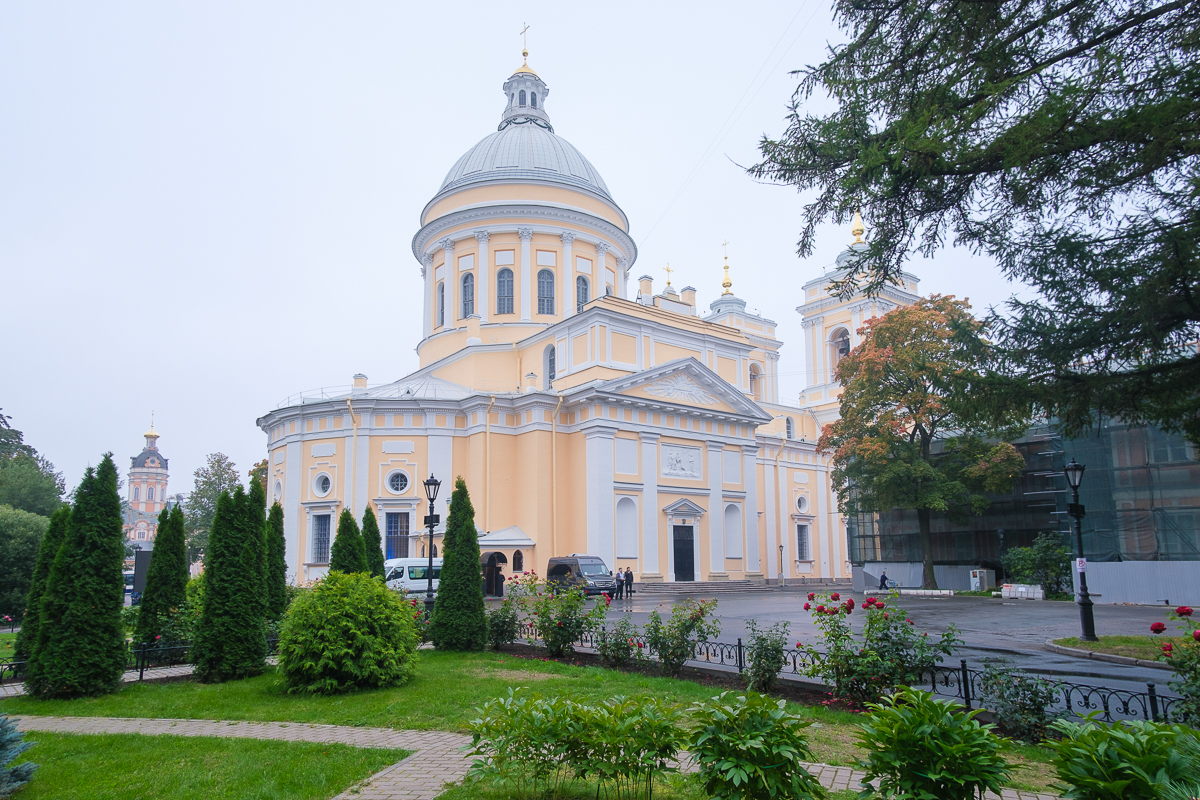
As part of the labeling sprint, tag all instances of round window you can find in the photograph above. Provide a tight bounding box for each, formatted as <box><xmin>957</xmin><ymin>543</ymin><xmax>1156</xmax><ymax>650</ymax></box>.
<box><xmin>387</xmin><ymin>471</ymin><xmax>409</xmax><ymax>494</ymax></box>
<box><xmin>796</xmin><ymin>495</ymin><xmax>809</xmax><ymax>513</ymax></box>
<box><xmin>274</xmin><ymin>481</ymin><xmax>283</xmax><ymax>502</ymax></box>
<box><xmin>315</xmin><ymin>473</ymin><xmax>332</xmax><ymax>496</ymax></box>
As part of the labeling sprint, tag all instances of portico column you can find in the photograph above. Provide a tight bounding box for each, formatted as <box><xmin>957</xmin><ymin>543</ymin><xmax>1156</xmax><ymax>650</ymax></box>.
<box><xmin>585</xmin><ymin>426</ymin><xmax>618</xmax><ymax>569</ymax></box>
<box><xmin>764</xmin><ymin>447</ymin><xmax>778</xmax><ymax>579</ymax></box>
<box><xmin>475</xmin><ymin>230</ymin><xmax>491</xmax><ymax>323</ymax></box>
<box><xmin>594</xmin><ymin>242</ymin><xmax>610</xmax><ymax>303</ymax></box>
<box><xmin>617</xmin><ymin>257</ymin><xmax>628</xmax><ymax>299</ymax></box>
<box><xmin>743</xmin><ymin>444</ymin><xmax>760</xmax><ymax>574</ymax></box>
<box><xmin>706</xmin><ymin>439</ymin><xmax>725</xmax><ymax>578</ymax></box>
<box><xmin>439</xmin><ymin>238</ymin><xmax>456</xmax><ymax>328</ymax></box>
<box><xmin>519</xmin><ymin>227</ymin><xmax>533</xmax><ymax>322</ymax></box>
<box><xmin>422</xmin><ymin>254</ymin><xmax>434</xmax><ymax>338</ymax></box>
<box><xmin>639</xmin><ymin>432</ymin><xmax>660</xmax><ymax>577</ymax></box>
<box><xmin>561</xmin><ymin>231</ymin><xmax>576</xmax><ymax>318</ymax></box>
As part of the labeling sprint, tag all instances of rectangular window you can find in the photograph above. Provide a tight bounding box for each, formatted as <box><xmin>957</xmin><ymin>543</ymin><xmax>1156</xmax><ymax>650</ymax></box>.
<box><xmin>796</xmin><ymin>524</ymin><xmax>810</xmax><ymax>561</ymax></box>
<box><xmin>312</xmin><ymin>514</ymin><xmax>331</xmax><ymax>563</ymax></box>
<box><xmin>1149</xmin><ymin>428</ymin><xmax>1192</xmax><ymax>463</ymax></box>
<box><xmin>385</xmin><ymin>512</ymin><xmax>410</xmax><ymax>559</ymax></box>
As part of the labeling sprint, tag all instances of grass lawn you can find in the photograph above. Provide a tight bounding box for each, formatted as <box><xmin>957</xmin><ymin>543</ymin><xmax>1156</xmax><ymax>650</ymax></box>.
<box><xmin>0</xmin><ymin>631</ymin><xmax>15</xmax><ymax>658</ymax></box>
<box><xmin>1</xmin><ymin>649</ymin><xmax>1059</xmax><ymax>794</ymax></box>
<box><xmin>10</xmin><ymin>732</ymin><xmax>407</xmax><ymax>800</ymax></box>
<box><xmin>438</xmin><ymin>776</ymin><xmax>860</xmax><ymax>800</ymax></box>
<box><xmin>1054</xmin><ymin>634</ymin><xmax>1184</xmax><ymax>661</ymax></box>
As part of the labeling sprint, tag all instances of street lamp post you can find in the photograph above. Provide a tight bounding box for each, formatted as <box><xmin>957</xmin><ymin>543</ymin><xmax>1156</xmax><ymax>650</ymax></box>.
<box><xmin>778</xmin><ymin>543</ymin><xmax>784</xmax><ymax>585</ymax></box>
<box><xmin>1064</xmin><ymin>459</ymin><xmax>1098</xmax><ymax>642</ymax></box>
<box><xmin>422</xmin><ymin>474</ymin><xmax>442</xmax><ymax>617</ymax></box>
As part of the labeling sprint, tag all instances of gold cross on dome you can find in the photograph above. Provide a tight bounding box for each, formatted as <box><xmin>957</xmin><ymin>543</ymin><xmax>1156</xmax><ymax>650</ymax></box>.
<box><xmin>664</xmin><ymin>263</ymin><xmax>674</xmax><ymax>286</ymax></box>
<box><xmin>520</xmin><ymin>23</ymin><xmax>530</xmax><ymax>61</ymax></box>
<box><xmin>722</xmin><ymin>240</ymin><xmax>729</xmax><ymax>257</ymax></box>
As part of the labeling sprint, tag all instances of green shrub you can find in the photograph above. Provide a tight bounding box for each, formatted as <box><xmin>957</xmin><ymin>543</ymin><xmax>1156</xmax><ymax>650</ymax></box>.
<box><xmin>1001</xmin><ymin>532</ymin><xmax>1072</xmax><ymax>595</ymax></box>
<box><xmin>278</xmin><ymin>571</ymin><xmax>418</xmax><ymax>695</ymax></box>
<box><xmin>803</xmin><ymin>591</ymin><xmax>959</xmax><ymax>705</ymax></box>
<box><xmin>643</xmin><ymin>598</ymin><xmax>720</xmax><ymax>677</ymax></box>
<box><xmin>573</xmin><ymin>695</ymin><xmax>684</xmax><ymax>800</ymax></box>
<box><xmin>360</xmin><ymin>507</ymin><xmax>386</xmax><ymax>580</ymax></box>
<box><xmin>427</xmin><ymin>477</ymin><xmax>487</xmax><ymax>651</ymax></box>
<box><xmin>688</xmin><ymin>691</ymin><xmax>825</xmax><ymax>800</ymax></box>
<box><xmin>1153</xmin><ymin>605</ymin><xmax>1200</xmax><ymax>726</ymax></box>
<box><xmin>978</xmin><ymin>659</ymin><xmax>1062</xmax><ymax>743</ymax></box>
<box><xmin>264</xmin><ymin>502</ymin><xmax>288</xmax><ymax>621</ymax></box>
<box><xmin>135</xmin><ymin>505</ymin><xmax>189</xmax><ymax>645</ymax></box>
<box><xmin>743</xmin><ymin>619</ymin><xmax>789</xmax><ymax>693</ymax></box>
<box><xmin>524</xmin><ymin>581</ymin><xmax>606</xmax><ymax>658</ymax></box>
<box><xmin>486</xmin><ymin>595</ymin><xmax>522</xmax><ymax>651</ymax></box>
<box><xmin>0</xmin><ymin>712</ymin><xmax>36</xmax><ymax>798</ymax></box>
<box><xmin>24</xmin><ymin>455</ymin><xmax>128</xmax><ymax>699</ymax></box>
<box><xmin>597</xmin><ymin>614</ymin><xmax>642</xmax><ymax>668</ymax></box>
<box><xmin>856</xmin><ymin>687</ymin><xmax>1008</xmax><ymax>800</ymax></box>
<box><xmin>328</xmin><ymin>509</ymin><xmax>367</xmax><ymax>575</ymax></box>
<box><xmin>1044</xmin><ymin>717</ymin><xmax>1193</xmax><ymax>800</ymax></box>
<box><xmin>13</xmin><ymin>507</ymin><xmax>68</xmax><ymax>661</ymax></box>
<box><xmin>1159</xmin><ymin>732</ymin><xmax>1200</xmax><ymax>800</ymax></box>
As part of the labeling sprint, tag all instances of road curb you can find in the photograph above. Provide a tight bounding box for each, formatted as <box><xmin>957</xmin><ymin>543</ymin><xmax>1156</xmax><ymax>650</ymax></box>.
<box><xmin>1043</xmin><ymin>639</ymin><xmax>1171</xmax><ymax>671</ymax></box>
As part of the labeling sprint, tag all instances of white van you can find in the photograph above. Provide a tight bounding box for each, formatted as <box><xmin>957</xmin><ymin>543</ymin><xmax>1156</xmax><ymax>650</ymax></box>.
<box><xmin>384</xmin><ymin>558</ymin><xmax>443</xmax><ymax>594</ymax></box>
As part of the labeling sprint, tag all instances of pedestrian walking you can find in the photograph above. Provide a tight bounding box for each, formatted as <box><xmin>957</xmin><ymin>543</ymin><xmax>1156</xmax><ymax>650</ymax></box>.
<box><xmin>624</xmin><ymin>567</ymin><xmax>634</xmax><ymax>597</ymax></box>
<box><xmin>613</xmin><ymin>571</ymin><xmax>624</xmax><ymax>600</ymax></box>
<box><xmin>878</xmin><ymin>570</ymin><xmax>888</xmax><ymax>590</ymax></box>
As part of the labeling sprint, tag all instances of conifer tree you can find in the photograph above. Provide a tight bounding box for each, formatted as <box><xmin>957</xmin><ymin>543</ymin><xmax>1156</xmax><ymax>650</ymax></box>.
<box><xmin>25</xmin><ymin>454</ymin><xmax>127</xmax><ymax>698</ymax></box>
<box><xmin>134</xmin><ymin>505</ymin><xmax>188</xmax><ymax>645</ymax></box>
<box><xmin>13</xmin><ymin>506</ymin><xmax>70</xmax><ymax>661</ymax></box>
<box><xmin>265</xmin><ymin>502</ymin><xmax>287</xmax><ymax>620</ymax></box>
<box><xmin>192</xmin><ymin>486</ymin><xmax>267</xmax><ymax>681</ymax></box>
<box><xmin>427</xmin><ymin>477</ymin><xmax>486</xmax><ymax>650</ymax></box>
<box><xmin>361</xmin><ymin>507</ymin><xmax>385</xmax><ymax>579</ymax></box>
<box><xmin>329</xmin><ymin>509</ymin><xmax>367</xmax><ymax>574</ymax></box>
<box><xmin>247</xmin><ymin>478</ymin><xmax>268</xmax><ymax>618</ymax></box>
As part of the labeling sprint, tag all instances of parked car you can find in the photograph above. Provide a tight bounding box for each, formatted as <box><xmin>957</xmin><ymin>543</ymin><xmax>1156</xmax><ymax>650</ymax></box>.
<box><xmin>123</xmin><ymin>572</ymin><xmax>134</xmax><ymax>594</ymax></box>
<box><xmin>385</xmin><ymin>558</ymin><xmax>443</xmax><ymax>594</ymax></box>
<box><xmin>545</xmin><ymin>555</ymin><xmax>617</xmax><ymax>596</ymax></box>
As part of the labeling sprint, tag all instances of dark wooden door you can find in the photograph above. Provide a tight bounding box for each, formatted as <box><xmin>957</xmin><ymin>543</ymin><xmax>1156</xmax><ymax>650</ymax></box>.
<box><xmin>673</xmin><ymin>526</ymin><xmax>694</xmax><ymax>582</ymax></box>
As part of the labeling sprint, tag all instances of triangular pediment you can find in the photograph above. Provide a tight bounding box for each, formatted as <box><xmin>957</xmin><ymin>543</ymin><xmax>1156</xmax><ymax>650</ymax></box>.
<box><xmin>662</xmin><ymin>498</ymin><xmax>706</xmax><ymax>517</ymax></box>
<box><xmin>595</xmin><ymin>358</ymin><xmax>770</xmax><ymax>421</ymax></box>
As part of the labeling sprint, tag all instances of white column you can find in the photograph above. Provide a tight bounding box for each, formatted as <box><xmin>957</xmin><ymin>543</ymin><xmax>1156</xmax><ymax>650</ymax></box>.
<box><xmin>778</xmin><ymin>454</ymin><xmax>791</xmax><ymax>578</ymax></box>
<box><xmin>764</xmin><ymin>450</ymin><xmax>778</xmax><ymax>579</ymax></box>
<box><xmin>616</xmin><ymin>256</ymin><xmax>628</xmax><ymax>299</ymax></box>
<box><xmin>594</xmin><ymin>242</ymin><xmax>610</xmax><ymax>303</ymax></box>
<box><xmin>560</xmin><ymin>231</ymin><xmax>576</xmax><ymax>319</ymax></box>
<box><xmin>284</xmin><ymin>440</ymin><xmax>302</xmax><ymax>582</ymax></box>
<box><xmin>640</xmin><ymin>432</ymin><xmax>660</xmax><ymax>577</ymax></box>
<box><xmin>706</xmin><ymin>439</ymin><xmax>725</xmax><ymax>578</ymax></box>
<box><xmin>743</xmin><ymin>444</ymin><xmax>760</xmax><ymax>574</ymax></box>
<box><xmin>422</xmin><ymin>254</ymin><xmax>434</xmax><ymax>339</ymax></box>
<box><xmin>519</xmin><ymin>227</ymin><xmax>533</xmax><ymax>322</ymax></box>
<box><xmin>475</xmin><ymin>230</ymin><xmax>490</xmax><ymax>324</ymax></box>
<box><xmin>585</xmin><ymin>426</ymin><xmax>618</xmax><ymax>568</ymax></box>
<box><xmin>439</xmin><ymin>238</ymin><xmax>456</xmax><ymax>328</ymax></box>
<box><xmin>816</xmin><ymin>462</ymin><xmax>831</xmax><ymax>578</ymax></box>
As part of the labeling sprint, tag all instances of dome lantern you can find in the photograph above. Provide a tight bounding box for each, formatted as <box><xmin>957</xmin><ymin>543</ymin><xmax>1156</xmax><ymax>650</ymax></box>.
<box><xmin>500</xmin><ymin>60</ymin><xmax>552</xmax><ymax>132</ymax></box>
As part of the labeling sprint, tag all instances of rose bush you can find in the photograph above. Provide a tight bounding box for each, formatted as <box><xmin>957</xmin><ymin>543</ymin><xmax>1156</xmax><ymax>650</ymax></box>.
<box><xmin>1153</xmin><ymin>606</ymin><xmax>1200</xmax><ymax>726</ymax></box>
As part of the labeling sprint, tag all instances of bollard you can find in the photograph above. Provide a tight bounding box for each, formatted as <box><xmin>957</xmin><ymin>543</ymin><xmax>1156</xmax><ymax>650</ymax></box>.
<box><xmin>1147</xmin><ymin>683</ymin><xmax>1160</xmax><ymax>722</ymax></box>
<box><xmin>961</xmin><ymin>659</ymin><xmax>972</xmax><ymax>710</ymax></box>
<box><xmin>736</xmin><ymin>638</ymin><xmax>744</xmax><ymax>673</ymax></box>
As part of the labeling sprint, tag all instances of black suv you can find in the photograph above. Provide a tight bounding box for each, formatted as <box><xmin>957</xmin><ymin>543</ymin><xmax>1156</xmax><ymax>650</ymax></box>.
<box><xmin>545</xmin><ymin>555</ymin><xmax>617</xmax><ymax>596</ymax></box>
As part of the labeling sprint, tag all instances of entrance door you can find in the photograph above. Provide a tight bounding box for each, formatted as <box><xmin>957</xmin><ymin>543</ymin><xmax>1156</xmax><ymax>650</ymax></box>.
<box><xmin>673</xmin><ymin>526</ymin><xmax>694</xmax><ymax>582</ymax></box>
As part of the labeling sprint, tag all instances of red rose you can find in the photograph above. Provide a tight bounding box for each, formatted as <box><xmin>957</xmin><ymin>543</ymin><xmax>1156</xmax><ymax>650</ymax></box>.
<box><xmin>831</xmin><ymin>592</ymin><xmax>840</xmax><ymax>601</ymax></box>
<box><xmin>1193</xmin><ymin>630</ymin><xmax>1200</xmax><ymax>642</ymax></box>
<box><xmin>1176</xmin><ymin>606</ymin><xmax>1193</xmax><ymax>617</ymax></box>
<box><xmin>796</xmin><ymin>642</ymin><xmax>801</xmax><ymax>648</ymax></box>
<box><xmin>803</xmin><ymin>602</ymin><xmax>811</xmax><ymax>611</ymax></box>
<box><xmin>866</xmin><ymin>597</ymin><xmax>876</xmax><ymax>604</ymax></box>
<box><xmin>808</xmin><ymin>592</ymin><xmax>815</xmax><ymax>601</ymax></box>
<box><xmin>906</xmin><ymin>619</ymin><xmax>914</xmax><ymax>625</ymax></box>
<box><xmin>875</xmin><ymin>602</ymin><xmax>885</xmax><ymax>609</ymax></box>
<box><xmin>846</xmin><ymin>598</ymin><xmax>855</xmax><ymax>608</ymax></box>
<box><xmin>1151</xmin><ymin>622</ymin><xmax>1167</xmax><ymax>634</ymax></box>
<box><xmin>883</xmin><ymin>613</ymin><xmax>889</xmax><ymax>620</ymax></box>
<box><xmin>816</xmin><ymin>605</ymin><xmax>825</xmax><ymax>612</ymax></box>
<box><xmin>637</xmin><ymin>642</ymin><xmax>643</xmax><ymax>648</ymax></box>
<box><xmin>1162</xmin><ymin>643</ymin><xmax>1174</xmax><ymax>655</ymax></box>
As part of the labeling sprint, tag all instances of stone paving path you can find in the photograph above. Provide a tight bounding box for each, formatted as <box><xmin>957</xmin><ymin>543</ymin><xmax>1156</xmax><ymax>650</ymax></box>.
<box><xmin>10</xmin><ymin>715</ymin><xmax>1061</xmax><ymax>800</ymax></box>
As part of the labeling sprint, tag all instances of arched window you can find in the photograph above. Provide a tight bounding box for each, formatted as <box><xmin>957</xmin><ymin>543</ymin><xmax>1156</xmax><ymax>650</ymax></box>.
<box><xmin>537</xmin><ymin>269</ymin><xmax>555</xmax><ymax>314</ymax></box>
<box><xmin>436</xmin><ymin>282</ymin><xmax>445</xmax><ymax>327</ymax></box>
<box><xmin>496</xmin><ymin>268</ymin><xmax>514</xmax><ymax>314</ymax></box>
<box><xmin>519</xmin><ymin>89</ymin><xmax>527</xmax><ymax>106</ymax></box>
<box><xmin>605</xmin><ymin>285</ymin><xmax>613</xmax><ymax>296</ymax></box>
<box><xmin>576</xmin><ymin>276</ymin><xmax>590</xmax><ymax>312</ymax></box>
<box><xmin>785</xmin><ymin>417</ymin><xmax>795</xmax><ymax>440</ymax></box>
<box><xmin>147</xmin><ymin>487</ymin><xmax>155</xmax><ymax>501</ymax></box>
<box><xmin>749</xmin><ymin>363</ymin><xmax>762</xmax><ymax>401</ymax></box>
<box><xmin>133</xmin><ymin>487</ymin><xmax>140</xmax><ymax>501</ymax></box>
<box><xmin>461</xmin><ymin>273</ymin><xmax>475</xmax><ymax>318</ymax></box>
<box><xmin>544</xmin><ymin>344</ymin><xmax>556</xmax><ymax>388</ymax></box>
<box><xmin>513</xmin><ymin>550</ymin><xmax>524</xmax><ymax>572</ymax></box>
<box><xmin>531</xmin><ymin>92</ymin><xmax>538</xmax><ymax>108</ymax></box>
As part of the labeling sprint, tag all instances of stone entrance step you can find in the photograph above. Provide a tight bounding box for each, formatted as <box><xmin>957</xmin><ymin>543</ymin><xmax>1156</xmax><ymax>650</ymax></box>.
<box><xmin>634</xmin><ymin>580</ymin><xmax>776</xmax><ymax>594</ymax></box>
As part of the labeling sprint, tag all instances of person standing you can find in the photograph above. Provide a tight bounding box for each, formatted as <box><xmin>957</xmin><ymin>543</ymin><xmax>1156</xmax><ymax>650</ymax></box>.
<box><xmin>613</xmin><ymin>571</ymin><xmax>624</xmax><ymax>600</ymax></box>
<box><xmin>624</xmin><ymin>567</ymin><xmax>634</xmax><ymax>598</ymax></box>
<box><xmin>878</xmin><ymin>570</ymin><xmax>888</xmax><ymax>590</ymax></box>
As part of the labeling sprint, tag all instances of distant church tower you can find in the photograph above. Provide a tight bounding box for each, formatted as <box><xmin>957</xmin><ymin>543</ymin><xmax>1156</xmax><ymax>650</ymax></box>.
<box><xmin>124</xmin><ymin>424</ymin><xmax>170</xmax><ymax>545</ymax></box>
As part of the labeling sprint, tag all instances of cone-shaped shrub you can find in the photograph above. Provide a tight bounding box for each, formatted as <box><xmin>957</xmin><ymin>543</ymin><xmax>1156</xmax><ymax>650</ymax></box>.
<box><xmin>265</xmin><ymin>502</ymin><xmax>288</xmax><ymax>620</ymax></box>
<box><xmin>25</xmin><ymin>454</ymin><xmax>127</xmax><ymax>698</ymax></box>
<box><xmin>134</xmin><ymin>505</ymin><xmax>189</xmax><ymax>645</ymax></box>
<box><xmin>427</xmin><ymin>477</ymin><xmax>486</xmax><ymax>650</ymax></box>
<box><xmin>361</xmin><ymin>507</ymin><xmax>385</xmax><ymax>579</ymax></box>
<box><xmin>329</xmin><ymin>509</ymin><xmax>367</xmax><ymax>574</ymax></box>
<box><xmin>192</xmin><ymin>486</ymin><xmax>267</xmax><ymax>681</ymax></box>
<box><xmin>13</xmin><ymin>506</ymin><xmax>70</xmax><ymax>661</ymax></box>
<box><xmin>278</xmin><ymin>571</ymin><xmax>419</xmax><ymax>694</ymax></box>
<box><xmin>247</xmin><ymin>478</ymin><xmax>268</xmax><ymax>618</ymax></box>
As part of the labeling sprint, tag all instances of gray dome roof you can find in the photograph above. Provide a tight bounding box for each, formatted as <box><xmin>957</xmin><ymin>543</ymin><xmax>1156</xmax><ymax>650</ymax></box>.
<box><xmin>131</xmin><ymin>448</ymin><xmax>167</xmax><ymax>470</ymax></box>
<box><xmin>437</xmin><ymin>123</ymin><xmax>612</xmax><ymax>200</ymax></box>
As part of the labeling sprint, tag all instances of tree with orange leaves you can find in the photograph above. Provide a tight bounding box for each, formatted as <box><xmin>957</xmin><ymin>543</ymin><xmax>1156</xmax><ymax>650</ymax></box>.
<box><xmin>819</xmin><ymin>295</ymin><xmax>1027</xmax><ymax>589</ymax></box>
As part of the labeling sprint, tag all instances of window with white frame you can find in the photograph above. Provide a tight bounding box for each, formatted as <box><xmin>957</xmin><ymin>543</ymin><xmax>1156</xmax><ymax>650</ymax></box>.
<box><xmin>312</xmin><ymin>514</ymin><xmax>331</xmax><ymax>563</ymax></box>
<box><xmin>148</xmin><ymin>486</ymin><xmax>155</xmax><ymax>501</ymax></box>
<box><xmin>385</xmin><ymin>512</ymin><xmax>409</xmax><ymax>559</ymax></box>
<box><xmin>314</xmin><ymin>473</ymin><xmax>332</xmax><ymax>497</ymax></box>
<box><xmin>387</xmin><ymin>470</ymin><xmax>409</xmax><ymax>495</ymax></box>
<box><xmin>496</xmin><ymin>268</ymin><xmax>514</xmax><ymax>314</ymax></box>
<box><xmin>436</xmin><ymin>282</ymin><xmax>445</xmax><ymax>327</ymax></box>
<box><xmin>133</xmin><ymin>487</ymin><xmax>140</xmax><ymax>501</ymax></box>
<box><xmin>785</xmin><ymin>417</ymin><xmax>795</xmax><ymax>440</ymax></box>
<box><xmin>576</xmin><ymin>275</ymin><xmax>590</xmax><ymax>312</ymax></box>
<box><xmin>537</xmin><ymin>270</ymin><xmax>555</xmax><ymax>314</ymax></box>
<box><xmin>796</xmin><ymin>523</ymin><xmax>811</xmax><ymax>561</ymax></box>
<box><xmin>461</xmin><ymin>273</ymin><xmax>474</xmax><ymax>318</ymax></box>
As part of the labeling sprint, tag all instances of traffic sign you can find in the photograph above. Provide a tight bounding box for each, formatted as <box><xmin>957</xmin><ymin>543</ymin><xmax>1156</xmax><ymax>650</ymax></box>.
<box><xmin>423</xmin><ymin>514</ymin><xmax>440</xmax><ymax>527</ymax></box>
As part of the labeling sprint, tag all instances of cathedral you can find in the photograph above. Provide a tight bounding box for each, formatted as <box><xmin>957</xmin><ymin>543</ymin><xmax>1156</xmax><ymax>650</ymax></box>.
<box><xmin>256</xmin><ymin>56</ymin><xmax>921</xmax><ymax>587</ymax></box>
<box><xmin>123</xmin><ymin>425</ymin><xmax>170</xmax><ymax>545</ymax></box>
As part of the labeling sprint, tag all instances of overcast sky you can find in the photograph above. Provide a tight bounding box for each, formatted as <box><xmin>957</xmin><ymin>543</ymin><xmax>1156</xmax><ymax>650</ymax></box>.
<box><xmin>1</xmin><ymin>1</ymin><xmax>1028</xmax><ymax>498</ymax></box>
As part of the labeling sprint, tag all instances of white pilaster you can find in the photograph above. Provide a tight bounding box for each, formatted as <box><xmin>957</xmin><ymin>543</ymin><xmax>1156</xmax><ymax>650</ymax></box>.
<box><xmin>519</xmin><ymin>228</ymin><xmax>533</xmax><ymax>322</ymax></box>
<box><xmin>561</xmin><ymin>231</ymin><xmax>575</xmax><ymax>319</ymax></box>
<box><xmin>284</xmin><ymin>440</ymin><xmax>302</xmax><ymax>582</ymax></box>
<box><xmin>616</xmin><ymin>256</ymin><xmax>628</xmax><ymax>299</ymax></box>
<box><xmin>439</xmin><ymin>238</ymin><xmax>456</xmax><ymax>328</ymax></box>
<box><xmin>422</xmin><ymin>254</ymin><xmax>434</xmax><ymax>339</ymax></box>
<box><xmin>640</xmin><ymin>432</ymin><xmax>660</xmax><ymax>576</ymax></box>
<box><xmin>743</xmin><ymin>445</ymin><xmax>760</xmax><ymax>573</ymax></box>
<box><xmin>764</xmin><ymin>450</ymin><xmax>778</xmax><ymax>579</ymax></box>
<box><xmin>595</xmin><ymin>242</ymin><xmax>610</xmax><ymax>302</ymax></box>
<box><xmin>475</xmin><ymin>231</ymin><xmax>490</xmax><ymax>324</ymax></box>
<box><xmin>778</xmin><ymin>454</ymin><xmax>790</xmax><ymax>578</ymax></box>
<box><xmin>585</xmin><ymin>426</ymin><xmax>618</xmax><ymax>568</ymax></box>
<box><xmin>706</xmin><ymin>439</ymin><xmax>725</xmax><ymax>577</ymax></box>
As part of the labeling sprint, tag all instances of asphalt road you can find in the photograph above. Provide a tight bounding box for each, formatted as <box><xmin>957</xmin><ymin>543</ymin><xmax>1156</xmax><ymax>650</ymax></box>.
<box><xmin>591</xmin><ymin>589</ymin><xmax>1179</xmax><ymax>695</ymax></box>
